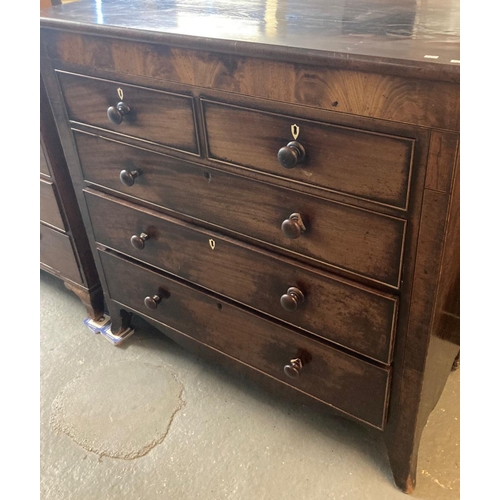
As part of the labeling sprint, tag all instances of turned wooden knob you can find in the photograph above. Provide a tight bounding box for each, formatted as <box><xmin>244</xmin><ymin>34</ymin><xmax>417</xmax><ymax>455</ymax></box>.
<box><xmin>281</xmin><ymin>213</ymin><xmax>306</xmax><ymax>239</ymax></box>
<box><xmin>144</xmin><ymin>294</ymin><xmax>161</xmax><ymax>310</ymax></box>
<box><xmin>107</xmin><ymin>101</ymin><xmax>130</xmax><ymax>124</ymax></box>
<box><xmin>284</xmin><ymin>358</ymin><xmax>303</xmax><ymax>379</ymax></box>
<box><xmin>119</xmin><ymin>169</ymin><xmax>139</xmax><ymax>186</ymax></box>
<box><xmin>280</xmin><ymin>287</ymin><xmax>305</xmax><ymax>312</ymax></box>
<box><xmin>130</xmin><ymin>232</ymin><xmax>149</xmax><ymax>250</ymax></box>
<box><xmin>277</xmin><ymin>141</ymin><xmax>306</xmax><ymax>169</ymax></box>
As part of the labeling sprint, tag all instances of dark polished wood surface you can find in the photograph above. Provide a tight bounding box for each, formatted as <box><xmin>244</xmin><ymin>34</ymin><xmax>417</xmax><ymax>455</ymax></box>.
<box><xmin>40</xmin><ymin>0</ymin><xmax>459</xmax><ymax>80</ymax></box>
<box><xmin>74</xmin><ymin>130</ymin><xmax>406</xmax><ymax>288</ymax></box>
<box><xmin>41</xmin><ymin>30</ymin><xmax>459</xmax><ymax>129</ymax></box>
<box><xmin>58</xmin><ymin>71</ymin><xmax>199</xmax><ymax>155</ymax></box>
<box><xmin>202</xmin><ymin>99</ymin><xmax>414</xmax><ymax>209</ymax></box>
<box><xmin>40</xmin><ymin>223</ymin><xmax>82</xmax><ymax>284</ymax></box>
<box><xmin>40</xmin><ymin>178</ymin><xmax>66</xmax><ymax>231</ymax></box>
<box><xmin>85</xmin><ymin>189</ymin><xmax>398</xmax><ymax>364</ymax></box>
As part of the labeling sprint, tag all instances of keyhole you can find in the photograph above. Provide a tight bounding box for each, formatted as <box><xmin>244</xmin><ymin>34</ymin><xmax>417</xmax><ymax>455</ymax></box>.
<box><xmin>203</xmin><ymin>171</ymin><xmax>211</xmax><ymax>182</ymax></box>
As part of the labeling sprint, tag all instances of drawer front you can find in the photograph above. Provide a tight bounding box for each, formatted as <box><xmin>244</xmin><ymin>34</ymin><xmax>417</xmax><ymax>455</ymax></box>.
<box><xmin>86</xmin><ymin>190</ymin><xmax>397</xmax><ymax>364</ymax></box>
<box><xmin>40</xmin><ymin>223</ymin><xmax>82</xmax><ymax>284</ymax></box>
<box><xmin>99</xmin><ymin>249</ymin><xmax>391</xmax><ymax>429</ymax></box>
<box><xmin>40</xmin><ymin>179</ymin><xmax>66</xmax><ymax>231</ymax></box>
<box><xmin>76</xmin><ymin>131</ymin><xmax>405</xmax><ymax>287</ymax></box>
<box><xmin>202</xmin><ymin>100</ymin><xmax>414</xmax><ymax>210</ymax></box>
<box><xmin>57</xmin><ymin>71</ymin><xmax>199</xmax><ymax>155</ymax></box>
<box><xmin>40</xmin><ymin>143</ymin><xmax>50</xmax><ymax>176</ymax></box>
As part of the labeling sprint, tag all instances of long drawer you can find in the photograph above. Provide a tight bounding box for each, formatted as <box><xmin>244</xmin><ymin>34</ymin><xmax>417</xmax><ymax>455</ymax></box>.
<box><xmin>75</xmin><ymin>131</ymin><xmax>406</xmax><ymax>288</ymax></box>
<box><xmin>57</xmin><ymin>71</ymin><xmax>199</xmax><ymax>155</ymax></box>
<box><xmin>98</xmin><ymin>249</ymin><xmax>391</xmax><ymax>429</ymax></box>
<box><xmin>202</xmin><ymin>99</ymin><xmax>414</xmax><ymax>209</ymax></box>
<box><xmin>86</xmin><ymin>189</ymin><xmax>397</xmax><ymax>364</ymax></box>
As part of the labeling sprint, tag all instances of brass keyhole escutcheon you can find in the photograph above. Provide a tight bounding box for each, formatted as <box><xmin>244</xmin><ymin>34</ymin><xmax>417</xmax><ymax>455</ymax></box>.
<box><xmin>209</xmin><ymin>238</ymin><xmax>216</xmax><ymax>250</ymax></box>
<box><xmin>291</xmin><ymin>123</ymin><xmax>300</xmax><ymax>140</ymax></box>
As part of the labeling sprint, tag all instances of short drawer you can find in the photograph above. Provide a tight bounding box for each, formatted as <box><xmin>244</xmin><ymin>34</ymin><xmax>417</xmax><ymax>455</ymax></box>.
<box><xmin>40</xmin><ymin>179</ymin><xmax>66</xmax><ymax>231</ymax></box>
<box><xmin>86</xmin><ymin>190</ymin><xmax>398</xmax><ymax>364</ymax></box>
<box><xmin>57</xmin><ymin>71</ymin><xmax>199</xmax><ymax>155</ymax></box>
<box><xmin>202</xmin><ymin>99</ymin><xmax>414</xmax><ymax>210</ymax></box>
<box><xmin>75</xmin><ymin>131</ymin><xmax>406</xmax><ymax>287</ymax></box>
<box><xmin>99</xmin><ymin>249</ymin><xmax>391</xmax><ymax>429</ymax></box>
<box><xmin>40</xmin><ymin>223</ymin><xmax>82</xmax><ymax>284</ymax></box>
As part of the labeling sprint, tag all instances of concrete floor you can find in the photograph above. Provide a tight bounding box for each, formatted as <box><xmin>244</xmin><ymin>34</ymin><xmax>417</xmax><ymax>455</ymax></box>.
<box><xmin>40</xmin><ymin>270</ymin><xmax>459</xmax><ymax>499</ymax></box>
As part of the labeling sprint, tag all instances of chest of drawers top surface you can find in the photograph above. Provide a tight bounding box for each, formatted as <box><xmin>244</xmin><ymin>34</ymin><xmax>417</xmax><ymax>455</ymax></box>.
<box><xmin>40</xmin><ymin>0</ymin><xmax>459</xmax><ymax>80</ymax></box>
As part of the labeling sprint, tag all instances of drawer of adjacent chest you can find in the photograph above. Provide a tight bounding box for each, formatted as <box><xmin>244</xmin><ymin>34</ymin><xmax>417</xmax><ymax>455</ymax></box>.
<box><xmin>98</xmin><ymin>249</ymin><xmax>391</xmax><ymax>429</ymax></box>
<box><xmin>56</xmin><ymin>71</ymin><xmax>199</xmax><ymax>155</ymax></box>
<box><xmin>75</xmin><ymin>131</ymin><xmax>406</xmax><ymax>288</ymax></box>
<box><xmin>40</xmin><ymin>143</ymin><xmax>50</xmax><ymax>177</ymax></box>
<box><xmin>40</xmin><ymin>179</ymin><xmax>66</xmax><ymax>231</ymax></box>
<box><xmin>202</xmin><ymin>99</ymin><xmax>414</xmax><ymax>210</ymax></box>
<box><xmin>40</xmin><ymin>223</ymin><xmax>82</xmax><ymax>284</ymax></box>
<box><xmin>86</xmin><ymin>190</ymin><xmax>397</xmax><ymax>364</ymax></box>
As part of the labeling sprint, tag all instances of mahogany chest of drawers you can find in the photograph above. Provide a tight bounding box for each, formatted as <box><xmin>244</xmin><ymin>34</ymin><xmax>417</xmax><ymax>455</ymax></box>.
<box><xmin>40</xmin><ymin>0</ymin><xmax>460</xmax><ymax>492</ymax></box>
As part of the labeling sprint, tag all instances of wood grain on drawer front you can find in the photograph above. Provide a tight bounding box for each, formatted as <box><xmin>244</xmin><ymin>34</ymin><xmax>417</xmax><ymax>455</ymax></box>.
<box><xmin>202</xmin><ymin>100</ymin><xmax>414</xmax><ymax>210</ymax></box>
<box><xmin>75</xmin><ymin>131</ymin><xmax>405</xmax><ymax>287</ymax></box>
<box><xmin>86</xmin><ymin>190</ymin><xmax>397</xmax><ymax>364</ymax></box>
<box><xmin>40</xmin><ymin>223</ymin><xmax>82</xmax><ymax>284</ymax></box>
<box><xmin>57</xmin><ymin>71</ymin><xmax>199</xmax><ymax>155</ymax></box>
<box><xmin>40</xmin><ymin>178</ymin><xmax>66</xmax><ymax>231</ymax></box>
<box><xmin>98</xmin><ymin>249</ymin><xmax>391</xmax><ymax>429</ymax></box>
